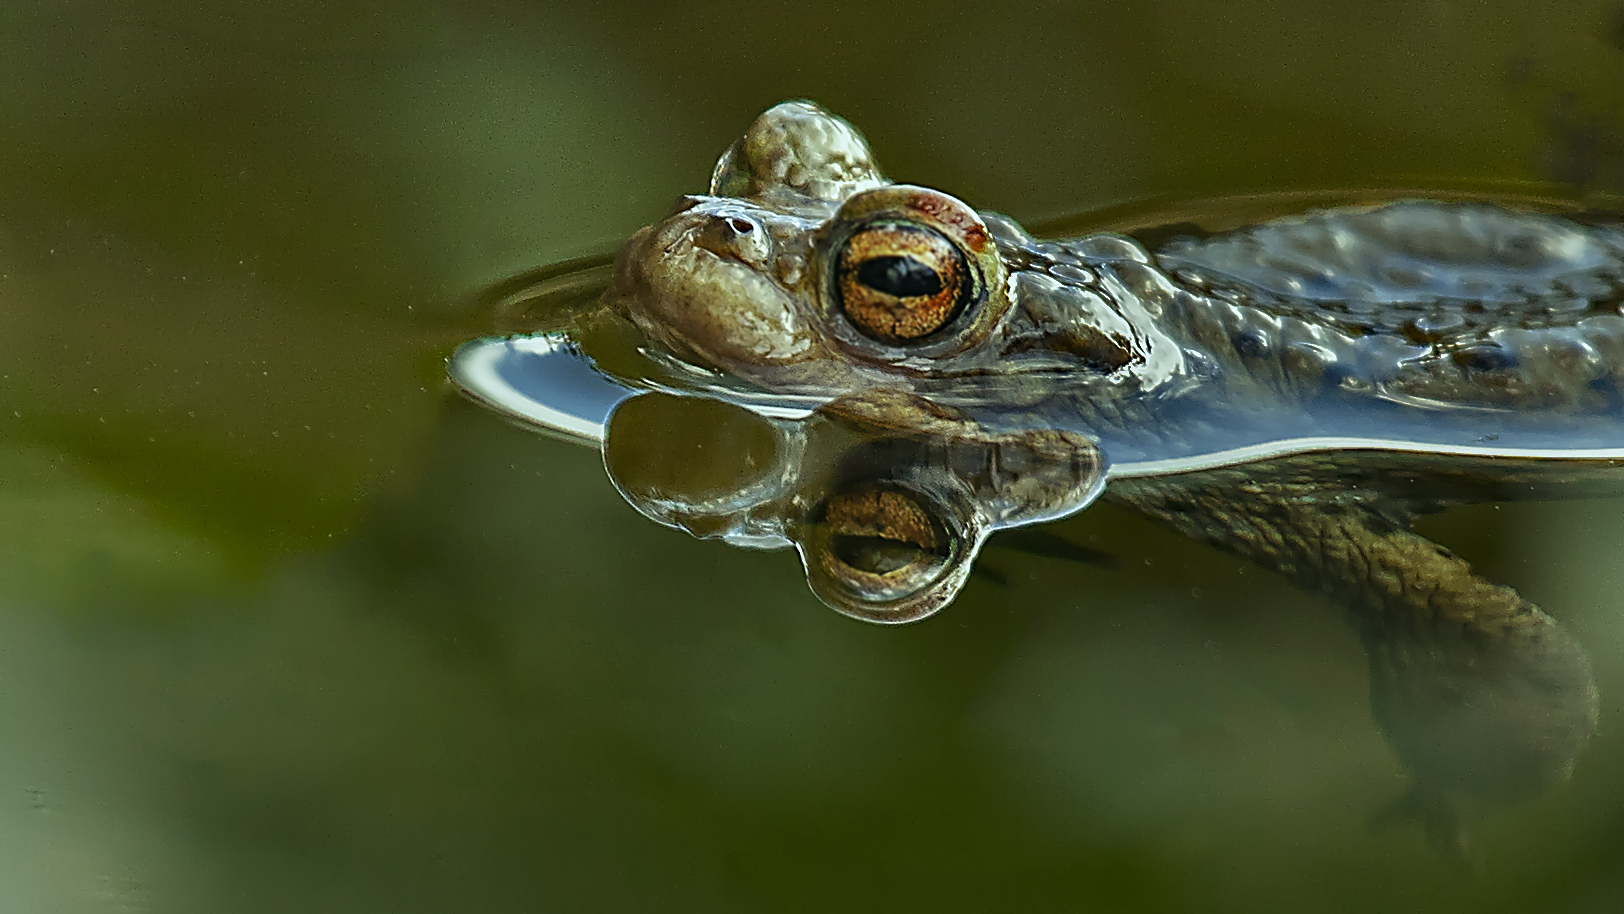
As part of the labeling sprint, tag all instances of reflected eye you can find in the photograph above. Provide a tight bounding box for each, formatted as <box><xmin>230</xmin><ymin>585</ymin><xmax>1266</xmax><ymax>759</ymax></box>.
<box><xmin>835</xmin><ymin>223</ymin><xmax>970</xmax><ymax>343</ymax></box>
<box><xmin>814</xmin><ymin>486</ymin><xmax>952</xmax><ymax>599</ymax></box>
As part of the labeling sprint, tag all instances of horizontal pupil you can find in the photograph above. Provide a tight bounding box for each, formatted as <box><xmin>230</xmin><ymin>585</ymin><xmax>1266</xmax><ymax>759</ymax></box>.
<box><xmin>830</xmin><ymin>534</ymin><xmax>930</xmax><ymax>574</ymax></box>
<box><xmin>856</xmin><ymin>256</ymin><xmax>942</xmax><ymax>298</ymax></box>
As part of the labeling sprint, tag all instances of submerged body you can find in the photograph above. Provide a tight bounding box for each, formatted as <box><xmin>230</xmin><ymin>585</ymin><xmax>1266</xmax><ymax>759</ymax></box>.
<box><xmin>458</xmin><ymin>101</ymin><xmax>1624</xmax><ymax>851</ymax></box>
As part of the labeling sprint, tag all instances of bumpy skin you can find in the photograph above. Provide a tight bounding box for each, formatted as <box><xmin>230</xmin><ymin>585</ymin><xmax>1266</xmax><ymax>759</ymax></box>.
<box><xmin>605</xmin><ymin>101</ymin><xmax>1624</xmax><ymax>848</ymax></box>
<box><xmin>612</xmin><ymin>105</ymin><xmax>1624</xmax><ymax>463</ymax></box>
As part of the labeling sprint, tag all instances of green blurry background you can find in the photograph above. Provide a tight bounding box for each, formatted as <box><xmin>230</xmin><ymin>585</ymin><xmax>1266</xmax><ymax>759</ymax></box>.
<box><xmin>2</xmin><ymin>1</ymin><xmax>1624</xmax><ymax>911</ymax></box>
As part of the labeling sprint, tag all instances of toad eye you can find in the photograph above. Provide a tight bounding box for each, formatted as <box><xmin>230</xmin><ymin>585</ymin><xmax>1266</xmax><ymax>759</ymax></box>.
<box><xmin>812</xmin><ymin>486</ymin><xmax>953</xmax><ymax>601</ymax></box>
<box><xmin>835</xmin><ymin>223</ymin><xmax>970</xmax><ymax>343</ymax></box>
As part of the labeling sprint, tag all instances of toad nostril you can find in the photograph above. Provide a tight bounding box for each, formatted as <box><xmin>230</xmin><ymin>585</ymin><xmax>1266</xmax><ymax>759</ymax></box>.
<box><xmin>694</xmin><ymin>213</ymin><xmax>770</xmax><ymax>266</ymax></box>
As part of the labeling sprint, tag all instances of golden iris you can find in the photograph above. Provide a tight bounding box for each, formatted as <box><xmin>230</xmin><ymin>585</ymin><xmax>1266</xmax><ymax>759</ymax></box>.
<box><xmin>835</xmin><ymin>223</ymin><xmax>969</xmax><ymax>343</ymax></box>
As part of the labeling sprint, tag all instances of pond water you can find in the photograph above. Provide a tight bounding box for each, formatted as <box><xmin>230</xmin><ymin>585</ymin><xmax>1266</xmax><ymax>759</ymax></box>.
<box><xmin>5</xmin><ymin>1</ymin><xmax>1624</xmax><ymax>912</ymax></box>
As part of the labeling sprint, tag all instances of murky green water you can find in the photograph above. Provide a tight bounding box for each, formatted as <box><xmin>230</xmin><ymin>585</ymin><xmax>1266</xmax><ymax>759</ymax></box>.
<box><xmin>4</xmin><ymin>1</ymin><xmax>1624</xmax><ymax>911</ymax></box>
